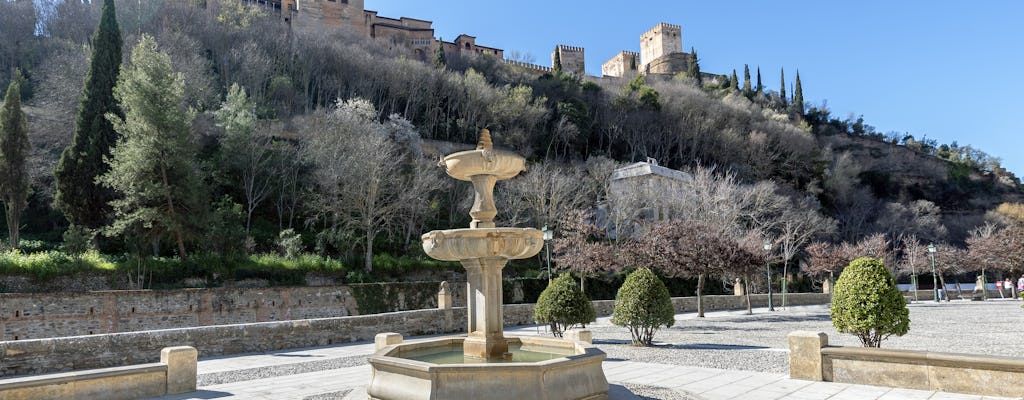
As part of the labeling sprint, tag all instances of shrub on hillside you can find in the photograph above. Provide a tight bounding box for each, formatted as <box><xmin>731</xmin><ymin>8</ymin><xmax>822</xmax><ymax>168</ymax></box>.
<box><xmin>830</xmin><ymin>257</ymin><xmax>909</xmax><ymax>347</ymax></box>
<box><xmin>534</xmin><ymin>273</ymin><xmax>596</xmax><ymax>337</ymax></box>
<box><xmin>611</xmin><ymin>268</ymin><xmax>675</xmax><ymax>346</ymax></box>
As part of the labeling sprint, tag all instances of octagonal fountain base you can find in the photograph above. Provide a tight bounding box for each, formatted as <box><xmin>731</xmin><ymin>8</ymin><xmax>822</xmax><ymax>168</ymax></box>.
<box><xmin>367</xmin><ymin>335</ymin><xmax>609</xmax><ymax>400</ymax></box>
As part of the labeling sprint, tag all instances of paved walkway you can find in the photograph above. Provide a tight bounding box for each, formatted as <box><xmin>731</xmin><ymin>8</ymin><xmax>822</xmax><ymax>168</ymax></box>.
<box><xmin>153</xmin><ymin>307</ymin><xmax>1019</xmax><ymax>400</ymax></box>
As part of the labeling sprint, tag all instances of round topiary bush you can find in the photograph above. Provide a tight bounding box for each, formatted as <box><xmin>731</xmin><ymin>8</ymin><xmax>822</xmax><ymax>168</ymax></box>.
<box><xmin>830</xmin><ymin>257</ymin><xmax>910</xmax><ymax>347</ymax></box>
<box><xmin>611</xmin><ymin>268</ymin><xmax>675</xmax><ymax>346</ymax></box>
<box><xmin>534</xmin><ymin>273</ymin><xmax>596</xmax><ymax>337</ymax></box>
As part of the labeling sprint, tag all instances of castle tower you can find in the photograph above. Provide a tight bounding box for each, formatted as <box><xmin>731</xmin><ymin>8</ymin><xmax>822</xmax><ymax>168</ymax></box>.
<box><xmin>639</xmin><ymin>22</ymin><xmax>682</xmax><ymax>68</ymax></box>
<box><xmin>288</xmin><ymin>0</ymin><xmax>370</xmax><ymax>35</ymax></box>
<box><xmin>601</xmin><ymin>51</ymin><xmax>639</xmax><ymax>78</ymax></box>
<box><xmin>552</xmin><ymin>45</ymin><xmax>585</xmax><ymax>76</ymax></box>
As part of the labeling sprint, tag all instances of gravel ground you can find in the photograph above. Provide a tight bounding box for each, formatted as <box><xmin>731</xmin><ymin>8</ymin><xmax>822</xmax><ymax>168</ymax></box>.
<box><xmin>590</xmin><ymin>300</ymin><xmax>1024</xmax><ymax>374</ymax></box>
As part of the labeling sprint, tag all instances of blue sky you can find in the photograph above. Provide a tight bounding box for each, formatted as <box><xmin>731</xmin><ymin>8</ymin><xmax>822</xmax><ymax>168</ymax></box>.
<box><xmin>373</xmin><ymin>0</ymin><xmax>1024</xmax><ymax>177</ymax></box>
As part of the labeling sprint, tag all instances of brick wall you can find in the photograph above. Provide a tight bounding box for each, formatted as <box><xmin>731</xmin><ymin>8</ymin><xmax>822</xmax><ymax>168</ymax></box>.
<box><xmin>0</xmin><ymin>293</ymin><xmax>830</xmax><ymax>376</ymax></box>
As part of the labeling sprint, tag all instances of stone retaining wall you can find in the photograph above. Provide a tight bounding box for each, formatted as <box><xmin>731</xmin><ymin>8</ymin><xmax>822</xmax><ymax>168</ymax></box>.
<box><xmin>1</xmin><ymin>293</ymin><xmax>830</xmax><ymax>377</ymax></box>
<box><xmin>0</xmin><ymin>283</ymin><xmax>467</xmax><ymax>341</ymax></box>
<box><xmin>788</xmin><ymin>331</ymin><xmax>1024</xmax><ymax>398</ymax></box>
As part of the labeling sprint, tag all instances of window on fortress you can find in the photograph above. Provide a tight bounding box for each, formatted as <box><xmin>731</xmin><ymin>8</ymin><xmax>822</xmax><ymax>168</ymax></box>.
<box><xmin>465</xmin><ymin>43</ymin><xmax>470</xmax><ymax>49</ymax></box>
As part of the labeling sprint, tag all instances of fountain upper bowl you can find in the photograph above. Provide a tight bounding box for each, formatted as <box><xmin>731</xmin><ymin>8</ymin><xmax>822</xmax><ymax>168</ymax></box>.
<box><xmin>440</xmin><ymin>149</ymin><xmax>526</xmax><ymax>181</ymax></box>
<box><xmin>421</xmin><ymin>228</ymin><xmax>543</xmax><ymax>261</ymax></box>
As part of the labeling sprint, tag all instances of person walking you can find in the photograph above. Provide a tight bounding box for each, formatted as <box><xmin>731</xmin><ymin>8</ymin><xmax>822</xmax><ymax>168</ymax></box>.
<box><xmin>1006</xmin><ymin>278</ymin><xmax>1016</xmax><ymax>299</ymax></box>
<box><xmin>1018</xmin><ymin>275</ymin><xmax>1024</xmax><ymax>300</ymax></box>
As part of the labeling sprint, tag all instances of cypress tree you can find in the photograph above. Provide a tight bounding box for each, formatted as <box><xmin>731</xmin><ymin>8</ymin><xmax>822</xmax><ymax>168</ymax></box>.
<box><xmin>742</xmin><ymin>64</ymin><xmax>752</xmax><ymax>96</ymax></box>
<box><xmin>756</xmin><ymin>66</ymin><xmax>763</xmax><ymax>94</ymax></box>
<box><xmin>687</xmin><ymin>47</ymin><xmax>702</xmax><ymax>87</ymax></box>
<box><xmin>779</xmin><ymin>68</ymin><xmax>787</xmax><ymax>107</ymax></box>
<box><xmin>629</xmin><ymin>53</ymin><xmax>637</xmax><ymax>71</ymax></box>
<box><xmin>433</xmin><ymin>38</ymin><xmax>446</xmax><ymax>69</ymax></box>
<box><xmin>54</xmin><ymin>0</ymin><xmax>122</xmax><ymax>230</ymax></box>
<box><xmin>730</xmin><ymin>69</ymin><xmax>739</xmax><ymax>92</ymax></box>
<box><xmin>793</xmin><ymin>70</ymin><xmax>804</xmax><ymax>115</ymax></box>
<box><xmin>0</xmin><ymin>76</ymin><xmax>30</xmax><ymax>248</ymax></box>
<box><xmin>553</xmin><ymin>47</ymin><xmax>563</xmax><ymax>74</ymax></box>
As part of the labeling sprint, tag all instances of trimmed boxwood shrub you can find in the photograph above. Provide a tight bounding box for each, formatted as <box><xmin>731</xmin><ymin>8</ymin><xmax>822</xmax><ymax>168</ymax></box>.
<box><xmin>611</xmin><ymin>268</ymin><xmax>675</xmax><ymax>346</ymax></box>
<box><xmin>534</xmin><ymin>274</ymin><xmax>596</xmax><ymax>337</ymax></box>
<box><xmin>830</xmin><ymin>257</ymin><xmax>910</xmax><ymax>347</ymax></box>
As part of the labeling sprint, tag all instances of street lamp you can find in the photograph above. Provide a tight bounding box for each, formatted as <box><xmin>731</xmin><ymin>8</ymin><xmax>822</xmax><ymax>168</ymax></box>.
<box><xmin>764</xmin><ymin>240</ymin><xmax>774</xmax><ymax>312</ymax></box>
<box><xmin>541</xmin><ymin>226</ymin><xmax>553</xmax><ymax>281</ymax></box>
<box><xmin>928</xmin><ymin>243</ymin><xmax>938</xmax><ymax>303</ymax></box>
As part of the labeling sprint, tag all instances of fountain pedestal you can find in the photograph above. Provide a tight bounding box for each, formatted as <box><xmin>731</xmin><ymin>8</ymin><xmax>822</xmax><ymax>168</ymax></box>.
<box><xmin>463</xmin><ymin>257</ymin><xmax>508</xmax><ymax>358</ymax></box>
<box><xmin>366</xmin><ymin>129</ymin><xmax>608</xmax><ymax>399</ymax></box>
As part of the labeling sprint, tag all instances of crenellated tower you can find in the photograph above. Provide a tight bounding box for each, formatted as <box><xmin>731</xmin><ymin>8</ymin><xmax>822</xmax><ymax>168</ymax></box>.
<box><xmin>639</xmin><ymin>22</ymin><xmax>682</xmax><ymax>68</ymax></box>
<box><xmin>552</xmin><ymin>45</ymin><xmax>585</xmax><ymax>76</ymax></box>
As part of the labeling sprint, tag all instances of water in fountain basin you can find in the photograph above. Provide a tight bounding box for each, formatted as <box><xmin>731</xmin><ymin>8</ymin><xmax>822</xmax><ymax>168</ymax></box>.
<box><xmin>400</xmin><ymin>343</ymin><xmax>574</xmax><ymax>364</ymax></box>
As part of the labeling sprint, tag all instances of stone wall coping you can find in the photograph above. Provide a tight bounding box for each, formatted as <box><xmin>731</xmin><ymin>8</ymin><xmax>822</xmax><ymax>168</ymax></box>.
<box><xmin>0</xmin><ymin>363</ymin><xmax>166</xmax><ymax>390</ymax></box>
<box><xmin>822</xmin><ymin>346</ymin><xmax>1024</xmax><ymax>372</ymax></box>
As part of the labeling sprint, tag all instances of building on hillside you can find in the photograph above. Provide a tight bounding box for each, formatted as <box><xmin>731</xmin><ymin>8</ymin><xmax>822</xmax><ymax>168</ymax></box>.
<box><xmin>602</xmin><ymin>22</ymin><xmax>726</xmax><ymax>84</ymax></box>
<box><xmin>600</xmin><ymin>158</ymin><xmax>693</xmax><ymax>239</ymax></box>
<box><xmin>552</xmin><ymin>45</ymin><xmax>586</xmax><ymax>76</ymax></box>
<box><xmin>601</xmin><ymin>51</ymin><xmax>639</xmax><ymax>79</ymax></box>
<box><xmin>255</xmin><ymin>0</ymin><xmax>503</xmax><ymax>62</ymax></box>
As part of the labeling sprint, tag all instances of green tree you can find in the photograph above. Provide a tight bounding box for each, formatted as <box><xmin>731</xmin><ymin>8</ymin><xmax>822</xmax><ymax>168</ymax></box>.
<box><xmin>54</xmin><ymin>0</ymin><xmax>123</xmax><ymax>231</ymax></box>
<box><xmin>792</xmin><ymin>71</ymin><xmax>804</xmax><ymax>116</ymax></box>
<box><xmin>687</xmin><ymin>47</ymin><xmax>702</xmax><ymax>87</ymax></box>
<box><xmin>553</xmin><ymin>47</ymin><xmax>563</xmax><ymax>74</ymax></box>
<box><xmin>629</xmin><ymin>53</ymin><xmax>637</xmax><ymax>71</ymax></box>
<box><xmin>99</xmin><ymin>34</ymin><xmax>204</xmax><ymax>259</ymax></box>
<box><xmin>830</xmin><ymin>257</ymin><xmax>910</xmax><ymax>347</ymax></box>
<box><xmin>534</xmin><ymin>273</ymin><xmax>596</xmax><ymax>337</ymax></box>
<box><xmin>742</xmin><ymin>64</ymin><xmax>752</xmax><ymax>96</ymax></box>
<box><xmin>779</xmin><ymin>68</ymin><xmax>787</xmax><ymax>107</ymax></box>
<box><xmin>202</xmin><ymin>195</ymin><xmax>247</xmax><ymax>261</ymax></box>
<box><xmin>215</xmin><ymin>83</ymin><xmax>274</xmax><ymax>236</ymax></box>
<box><xmin>730</xmin><ymin>69</ymin><xmax>739</xmax><ymax>92</ymax></box>
<box><xmin>611</xmin><ymin>268</ymin><xmax>675</xmax><ymax>346</ymax></box>
<box><xmin>433</xmin><ymin>39</ymin><xmax>446</xmax><ymax>69</ymax></box>
<box><xmin>756</xmin><ymin>66</ymin><xmax>763</xmax><ymax>94</ymax></box>
<box><xmin>0</xmin><ymin>76</ymin><xmax>31</xmax><ymax>248</ymax></box>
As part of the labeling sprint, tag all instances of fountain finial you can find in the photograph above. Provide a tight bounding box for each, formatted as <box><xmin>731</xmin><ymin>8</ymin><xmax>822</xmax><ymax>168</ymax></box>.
<box><xmin>477</xmin><ymin>128</ymin><xmax>493</xmax><ymax>150</ymax></box>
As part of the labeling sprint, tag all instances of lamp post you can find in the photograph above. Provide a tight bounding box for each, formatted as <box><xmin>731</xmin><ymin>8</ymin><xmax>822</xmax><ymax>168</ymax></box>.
<box><xmin>764</xmin><ymin>240</ymin><xmax>774</xmax><ymax>312</ymax></box>
<box><xmin>541</xmin><ymin>226</ymin><xmax>553</xmax><ymax>282</ymax></box>
<box><xmin>928</xmin><ymin>243</ymin><xmax>938</xmax><ymax>303</ymax></box>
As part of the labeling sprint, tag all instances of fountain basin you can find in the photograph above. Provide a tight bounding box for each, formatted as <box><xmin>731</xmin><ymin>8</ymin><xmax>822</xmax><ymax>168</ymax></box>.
<box><xmin>421</xmin><ymin>228</ymin><xmax>543</xmax><ymax>261</ymax></box>
<box><xmin>440</xmin><ymin>148</ymin><xmax>526</xmax><ymax>181</ymax></box>
<box><xmin>367</xmin><ymin>336</ymin><xmax>609</xmax><ymax>400</ymax></box>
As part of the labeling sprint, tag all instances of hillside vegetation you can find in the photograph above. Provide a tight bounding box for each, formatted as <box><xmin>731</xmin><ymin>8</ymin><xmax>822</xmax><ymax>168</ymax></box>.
<box><xmin>0</xmin><ymin>0</ymin><xmax>1021</xmax><ymax>288</ymax></box>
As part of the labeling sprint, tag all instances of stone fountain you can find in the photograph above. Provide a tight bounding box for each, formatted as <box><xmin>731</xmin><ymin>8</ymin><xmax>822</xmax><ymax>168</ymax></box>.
<box><xmin>366</xmin><ymin>129</ymin><xmax>608</xmax><ymax>400</ymax></box>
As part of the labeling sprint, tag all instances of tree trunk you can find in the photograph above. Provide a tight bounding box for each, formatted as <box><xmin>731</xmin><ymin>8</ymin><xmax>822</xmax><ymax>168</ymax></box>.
<box><xmin>697</xmin><ymin>273</ymin><xmax>705</xmax><ymax>318</ymax></box>
<box><xmin>364</xmin><ymin>232</ymin><xmax>374</xmax><ymax>273</ymax></box>
<box><xmin>159</xmin><ymin>164</ymin><xmax>187</xmax><ymax>259</ymax></box>
<box><xmin>743</xmin><ymin>274</ymin><xmax>752</xmax><ymax>315</ymax></box>
<box><xmin>938</xmin><ymin>274</ymin><xmax>949</xmax><ymax>302</ymax></box>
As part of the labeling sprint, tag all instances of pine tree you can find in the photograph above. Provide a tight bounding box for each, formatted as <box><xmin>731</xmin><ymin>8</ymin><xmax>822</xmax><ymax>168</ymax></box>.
<box><xmin>687</xmin><ymin>47</ymin><xmax>702</xmax><ymax>87</ymax></box>
<box><xmin>100</xmin><ymin>35</ymin><xmax>204</xmax><ymax>259</ymax></box>
<box><xmin>792</xmin><ymin>70</ymin><xmax>804</xmax><ymax>116</ymax></box>
<box><xmin>433</xmin><ymin>38</ymin><xmax>446</xmax><ymax>69</ymax></box>
<box><xmin>54</xmin><ymin>0</ymin><xmax>123</xmax><ymax>230</ymax></box>
<box><xmin>0</xmin><ymin>75</ymin><xmax>30</xmax><ymax>249</ymax></box>
<box><xmin>756</xmin><ymin>66</ymin><xmax>763</xmax><ymax>94</ymax></box>
<box><xmin>742</xmin><ymin>64</ymin><xmax>752</xmax><ymax>96</ymax></box>
<box><xmin>553</xmin><ymin>47</ymin><xmax>563</xmax><ymax>74</ymax></box>
<box><xmin>730</xmin><ymin>69</ymin><xmax>739</xmax><ymax>92</ymax></box>
<box><xmin>779</xmin><ymin>68</ymin><xmax>787</xmax><ymax>107</ymax></box>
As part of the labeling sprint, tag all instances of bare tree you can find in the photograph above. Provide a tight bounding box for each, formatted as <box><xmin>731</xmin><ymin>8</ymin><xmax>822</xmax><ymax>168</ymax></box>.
<box><xmin>774</xmin><ymin>195</ymin><xmax>836</xmax><ymax>306</ymax></box>
<box><xmin>305</xmin><ymin>98</ymin><xmax>442</xmax><ymax>272</ymax></box>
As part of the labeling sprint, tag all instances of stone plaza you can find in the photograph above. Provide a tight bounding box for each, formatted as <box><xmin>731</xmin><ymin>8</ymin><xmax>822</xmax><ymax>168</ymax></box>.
<box><xmin>147</xmin><ymin>300</ymin><xmax>1024</xmax><ymax>400</ymax></box>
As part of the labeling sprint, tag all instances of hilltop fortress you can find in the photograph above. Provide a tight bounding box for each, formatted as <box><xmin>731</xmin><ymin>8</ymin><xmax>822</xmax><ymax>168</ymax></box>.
<box><xmin>251</xmin><ymin>0</ymin><xmax>721</xmax><ymax>80</ymax></box>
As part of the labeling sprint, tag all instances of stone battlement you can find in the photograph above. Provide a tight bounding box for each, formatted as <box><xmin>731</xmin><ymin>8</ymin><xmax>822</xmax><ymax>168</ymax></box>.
<box><xmin>502</xmin><ymin>59</ymin><xmax>553</xmax><ymax>73</ymax></box>
<box><xmin>641</xmin><ymin>22</ymin><xmax>682</xmax><ymax>37</ymax></box>
<box><xmin>555</xmin><ymin>44</ymin><xmax>584</xmax><ymax>53</ymax></box>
